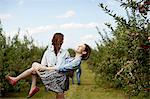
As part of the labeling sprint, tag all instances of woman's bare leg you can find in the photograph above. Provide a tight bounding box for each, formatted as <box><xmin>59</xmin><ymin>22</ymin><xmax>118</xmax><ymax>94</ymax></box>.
<box><xmin>8</xmin><ymin>62</ymin><xmax>40</xmax><ymax>84</ymax></box>
<box><xmin>28</xmin><ymin>62</ymin><xmax>44</xmax><ymax>93</ymax></box>
<box><xmin>9</xmin><ymin>67</ymin><xmax>35</xmax><ymax>82</ymax></box>
<box><xmin>28</xmin><ymin>74</ymin><xmax>37</xmax><ymax>93</ymax></box>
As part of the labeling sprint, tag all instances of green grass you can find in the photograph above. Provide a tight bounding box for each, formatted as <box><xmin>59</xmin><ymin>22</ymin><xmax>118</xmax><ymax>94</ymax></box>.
<box><xmin>3</xmin><ymin>62</ymin><xmax>132</xmax><ymax>99</ymax></box>
<box><xmin>65</xmin><ymin>62</ymin><xmax>127</xmax><ymax>99</ymax></box>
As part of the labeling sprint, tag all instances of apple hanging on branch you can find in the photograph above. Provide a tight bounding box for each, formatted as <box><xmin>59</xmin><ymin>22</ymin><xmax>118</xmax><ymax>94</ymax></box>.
<box><xmin>138</xmin><ymin>0</ymin><xmax>150</xmax><ymax>15</ymax></box>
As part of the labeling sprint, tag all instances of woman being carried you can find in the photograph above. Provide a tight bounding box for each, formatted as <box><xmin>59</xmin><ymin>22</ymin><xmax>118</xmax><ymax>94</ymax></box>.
<box><xmin>6</xmin><ymin>43</ymin><xmax>91</xmax><ymax>98</ymax></box>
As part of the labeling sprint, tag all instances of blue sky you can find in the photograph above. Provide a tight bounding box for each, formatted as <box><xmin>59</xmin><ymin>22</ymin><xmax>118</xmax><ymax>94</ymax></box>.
<box><xmin>0</xmin><ymin>0</ymin><xmax>125</xmax><ymax>49</ymax></box>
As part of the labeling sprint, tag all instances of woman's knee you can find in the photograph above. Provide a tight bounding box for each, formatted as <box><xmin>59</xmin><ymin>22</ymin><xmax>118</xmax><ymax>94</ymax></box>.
<box><xmin>32</xmin><ymin>62</ymin><xmax>38</xmax><ymax>67</ymax></box>
<box><xmin>31</xmin><ymin>62</ymin><xmax>39</xmax><ymax>71</ymax></box>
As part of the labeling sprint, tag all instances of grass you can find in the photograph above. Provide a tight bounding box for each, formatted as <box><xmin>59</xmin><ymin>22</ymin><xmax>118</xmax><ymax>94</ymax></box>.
<box><xmin>65</xmin><ymin>62</ymin><xmax>127</xmax><ymax>99</ymax></box>
<box><xmin>2</xmin><ymin>62</ymin><xmax>137</xmax><ymax>99</ymax></box>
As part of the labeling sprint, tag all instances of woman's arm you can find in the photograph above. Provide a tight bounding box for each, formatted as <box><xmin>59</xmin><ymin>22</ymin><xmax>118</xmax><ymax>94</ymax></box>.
<box><xmin>57</xmin><ymin>57</ymin><xmax>82</xmax><ymax>72</ymax></box>
<box><xmin>37</xmin><ymin>66</ymin><xmax>56</xmax><ymax>71</ymax></box>
<box><xmin>39</xmin><ymin>57</ymin><xmax>82</xmax><ymax>72</ymax></box>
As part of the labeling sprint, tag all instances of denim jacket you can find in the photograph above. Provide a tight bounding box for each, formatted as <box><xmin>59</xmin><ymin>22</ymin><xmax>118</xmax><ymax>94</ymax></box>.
<box><xmin>56</xmin><ymin>56</ymin><xmax>82</xmax><ymax>72</ymax></box>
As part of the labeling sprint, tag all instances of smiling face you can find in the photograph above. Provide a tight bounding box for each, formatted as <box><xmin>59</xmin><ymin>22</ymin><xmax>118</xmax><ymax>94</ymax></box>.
<box><xmin>74</xmin><ymin>43</ymin><xmax>91</xmax><ymax>60</ymax></box>
<box><xmin>75</xmin><ymin>44</ymin><xmax>86</xmax><ymax>55</ymax></box>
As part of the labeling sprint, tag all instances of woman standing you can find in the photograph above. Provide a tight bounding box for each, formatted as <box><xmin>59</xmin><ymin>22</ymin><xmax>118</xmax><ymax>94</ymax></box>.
<box><xmin>6</xmin><ymin>43</ymin><xmax>91</xmax><ymax>99</ymax></box>
<box><xmin>6</xmin><ymin>33</ymin><xmax>70</xmax><ymax>99</ymax></box>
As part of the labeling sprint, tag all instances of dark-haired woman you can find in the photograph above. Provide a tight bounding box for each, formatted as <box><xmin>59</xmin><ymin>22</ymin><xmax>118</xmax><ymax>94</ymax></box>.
<box><xmin>6</xmin><ymin>33</ymin><xmax>70</xmax><ymax>99</ymax></box>
<box><xmin>6</xmin><ymin>44</ymin><xmax>91</xmax><ymax>99</ymax></box>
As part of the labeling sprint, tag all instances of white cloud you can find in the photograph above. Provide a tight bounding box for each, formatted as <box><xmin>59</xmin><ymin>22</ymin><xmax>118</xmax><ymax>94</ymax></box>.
<box><xmin>81</xmin><ymin>34</ymin><xmax>98</xmax><ymax>43</ymax></box>
<box><xmin>60</xmin><ymin>22</ymin><xmax>98</xmax><ymax>29</ymax></box>
<box><xmin>56</xmin><ymin>10</ymin><xmax>75</xmax><ymax>18</ymax></box>
<box><xmin>82</xmin><ymin>34</ymin><xmax>96</xmax><ymax>40</ymax></box>
<box><xmin>0</xmin><ymin>14</ymin><xmax>12</xmax><ymax>20</ymax></box>
<box><xmin>26</xmin><ymin>25</ymin><xmax>58</xmax><ymax>34</ymax></box>
<box><xmin>79</xmin><ymin>34</ymin><xmax>100</xmax><ymax>48</ymax></box>
<box><xmin>19</xmin><ymin>22</ymin><xmax>98</xmax><ymax>34</ymax></box>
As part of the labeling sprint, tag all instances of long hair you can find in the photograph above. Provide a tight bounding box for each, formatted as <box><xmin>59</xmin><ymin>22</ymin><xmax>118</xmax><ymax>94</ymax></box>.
<box><xmin>52</xmin><ymin>33</ymin><xmax>64</xmax><ymax>56</ymax></box>
<box><xmin>81</xmin><ymin>44</ymin><xmax>91</xmax><ymax>60</ymax></box>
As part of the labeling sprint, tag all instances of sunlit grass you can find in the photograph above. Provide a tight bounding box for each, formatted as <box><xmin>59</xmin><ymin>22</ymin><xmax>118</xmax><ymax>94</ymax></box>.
<box><xmin>65</xmin><ymin>62</ymin><xmax>127</xmax><ymax>99</ymax></box>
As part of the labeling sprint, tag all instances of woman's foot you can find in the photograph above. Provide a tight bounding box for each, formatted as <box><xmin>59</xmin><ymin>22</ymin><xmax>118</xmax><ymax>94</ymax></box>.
<box><xmin>27</xmin><ymin>86</ymin><xmax>40</xmax><ymax>98</ymax></box>
<box><xmin>6</xmin><ymin>76</ymin><xmax>17</xmax><ymax>86</ymax></box>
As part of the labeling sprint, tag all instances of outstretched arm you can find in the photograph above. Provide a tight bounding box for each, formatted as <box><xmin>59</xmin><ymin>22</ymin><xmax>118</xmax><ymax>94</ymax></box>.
<box><xmin>45</xmin><ymin>57</ymin><xmax>82</xmax><ymax>72</ymax></box>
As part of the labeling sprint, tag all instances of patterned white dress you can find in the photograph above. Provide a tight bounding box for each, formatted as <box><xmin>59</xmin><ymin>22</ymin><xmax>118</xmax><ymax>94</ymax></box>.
<box><xmin>39</xmin><ymin>70</ymin><xmax>67</xmax><ymax>93</ymax></box>
<box><xmin>39</xmin><ymin>57</ymin><xmax>81</xmax><ymax>93</ymax></box>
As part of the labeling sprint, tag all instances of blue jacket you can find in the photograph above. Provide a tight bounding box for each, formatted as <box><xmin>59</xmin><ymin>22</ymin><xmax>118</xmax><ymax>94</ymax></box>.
<box><xmin>56</xmin><ymin>56</ymin><xmax>82</xmax><ymax>72</ymax></box>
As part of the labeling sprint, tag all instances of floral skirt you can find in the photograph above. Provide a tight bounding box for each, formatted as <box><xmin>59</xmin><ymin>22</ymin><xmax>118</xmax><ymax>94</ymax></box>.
<box><xmin>38</xmin><ymin>70</ymin><xmax>67</xmax><ymax>93</ymax></box>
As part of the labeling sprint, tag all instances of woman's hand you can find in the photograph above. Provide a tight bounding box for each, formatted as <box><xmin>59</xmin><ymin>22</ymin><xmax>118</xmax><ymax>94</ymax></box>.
<box><xmin>37</xmin><ymin>66</ymin><xmax>56</xmax><ymax>72</ymax></box>
<box><xmin>38</xmin><ymin>66</ymin><xmax>48</xmax><ymax>72</ymax></box>
<box><xmin>47</xmin><ymin>67</ymin><xmax>57</xmax><ymax>71</ymax></box>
